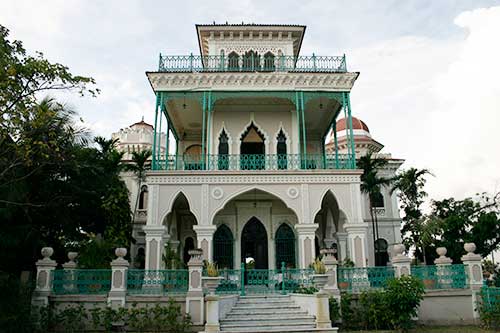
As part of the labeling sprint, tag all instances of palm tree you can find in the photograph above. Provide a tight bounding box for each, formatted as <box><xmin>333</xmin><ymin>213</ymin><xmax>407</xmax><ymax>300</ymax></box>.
<box><xmin>358</xmin><ymin>153</ymin><xmax>393</xmax><ymax>265</ymax></box>
<box><xmin>391</xmin><ymin>168</ymin><xmax>432</xmax><ymax>264</ymax></box>
<box><xmin>126</xmin><ymin>149</ymin><xmax>152</xmax><ymax>220</ymax></box>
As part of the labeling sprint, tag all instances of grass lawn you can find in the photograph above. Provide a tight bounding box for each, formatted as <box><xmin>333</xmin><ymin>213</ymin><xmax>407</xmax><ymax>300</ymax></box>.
<box><xmin>341</xmin><ymin>326</ymin><xmax>496</xmax><ymax>332</ymax></box>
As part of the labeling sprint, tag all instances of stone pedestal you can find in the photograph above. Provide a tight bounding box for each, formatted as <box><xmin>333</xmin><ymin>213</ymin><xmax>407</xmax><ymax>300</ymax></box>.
<box><xmin>315</xmin><ymin>291</ymin><xmax>332</xmax><ymax>328</ymax></box>
<box><xmin>205</xmin><ymin>294</ymin><xmax>220</xmax><ymax>332</ymax></box>
<box><xmin>434</xmin><ymin>247</ymin><xmax>453</xmax><ymax>289</ymax></box>
<box><xmin>461</xmin><ymin>243</ymin><xmax>483</xmax><ymax>320</ymax></box>
<box><xmin>321</xmin><ymin>248</ymin><xmax>340</xmax><ymax>299</ymax></box>
<box><xmin>32</xmin><ymin>247</ymin><xmax>57</xmax><ymax>306</ymax></box>
<box><xmin>391</xmin><ymin>244</ymin><xmax>411</xmax><ymax>277</ymax></box>
<box><xmin>108</xmin><ymin>248</ymin><xmax>129</xmax><ymax>307</ymax></box>
<box><xmin>61</xmin><ymin>252</ymin><xmax>78</xmax><ymax>293</ymax></box>
<box><xmin>186</xmin><ymin>248</ymin><xmax>205</xmax><ymax>325</ymax></box>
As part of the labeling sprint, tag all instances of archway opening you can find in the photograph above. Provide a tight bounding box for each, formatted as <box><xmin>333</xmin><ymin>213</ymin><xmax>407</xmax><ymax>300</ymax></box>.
<box><xmin>240</xmin><ymin>122</ymin><xmax>265</xmax><ymax>170</ymax></box>
<box><xmin>218</xmin><ymin>129</ymin><xmax>229</xmax><ymax>170</ymax></box>
<box><xmin>241</xmin><ymin>217</ymin><xmax>268</xmax><ymax>269</ymax></box>
<box><xmin>275</xmin><ymin>224</ymin><xmax>296</xmax><ymax>269</ymax></box>
<box><xmin>213</xmin><ymin>225</ymin><xmax>234</xmax><ymax>269</ymax></box>
<box><xmin>375</xmin><ymin>238</ymin><xmax>389</xmax><ymax>266</ymax></box>
<box><xmin>314</xmin><ymin>191</ymin><xmax>342</xmax><ymax>258</ymax></box>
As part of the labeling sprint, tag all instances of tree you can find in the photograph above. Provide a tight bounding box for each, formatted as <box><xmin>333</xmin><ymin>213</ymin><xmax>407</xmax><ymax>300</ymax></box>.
<box><xmin>358</xmin><ymin>153</ymin><xmax>392</xmax><ymax>265</ymax></box>
<box><xmin>427</xmin><ymin>193</ymin><xmax>500</xmax><ymax>263</ymax></box>
<box><xmin>125</xmin><ymin>149</ymin><xmax>152</xmax><ymax>220</ymax></box>
<box><xmin>391</xmin><ymin>168</ymin><xmax>431</xmax><ymax>264</ymax></box>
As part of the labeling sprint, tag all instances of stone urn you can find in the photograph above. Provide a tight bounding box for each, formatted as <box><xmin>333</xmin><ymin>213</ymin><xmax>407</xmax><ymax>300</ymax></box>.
<box><xmin>312</xmin><ymin>274</ymin><xmax>328</xmax><ymax>290</ymax></box>
<box><xmin>202</xmin><ymin>276</ymin><xmax>223</xmax><ymax>295</ymax></box>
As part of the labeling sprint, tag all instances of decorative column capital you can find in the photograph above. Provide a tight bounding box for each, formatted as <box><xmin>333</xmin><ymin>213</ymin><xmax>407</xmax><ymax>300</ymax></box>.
<box><xmin>434</xmin><ymin>247</ymin><xmax>452</xmax><ymax>265</ymax></box>
<box><xmin>294</xmin><ymin>223</ymin><xmax>318</xmax><ymax>235</ymax></box>
<box><xmin>62</xmin><ymin>252</ymin><xmax>78</xmax><ymax>269</ymax></box>
<box><xmin>460</xmin><ymin>243</ymin><xmax>483</xmax><ymax>290</ymax></box>
<box><xmin>390</xmin><ymin>244</ymin><xmax>411</xmax><ymax>277</ymax></box>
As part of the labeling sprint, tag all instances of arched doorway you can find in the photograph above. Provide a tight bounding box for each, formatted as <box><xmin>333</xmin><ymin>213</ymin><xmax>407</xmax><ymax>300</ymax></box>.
<box><xmin>213</xmin><ymin>224</ymin><xmax>234</xmax><ymax>269</ymax></box>
<box><xmin>276</xmin><ymin>129</ymin><xmax>287</xmax><ymax>170</ymax></box>
<box><xmin>241</xmin><ymin>217</ymin><xmax>268</xmax><ymax>269</ymax></box>
<box><xmin>218</xmin><ymin>129</ymin><xmax>229</xmax><ymax>170</ymax></box>
<box><xmin>183</xmin><ymin>237</ymin><xmax>195</xmax><ymax>265</ymax></box>
<box><xmin>275</xmin><ymin>224</ymin><xmax>296</xmax><ymax>269</ymax></box>
<box><xmin>240</xmin><ymin>122</ymin><xmax>265</xmax><ymax>170</ymax></box>
<box><xmin>375</xmin><ymin>238</ymin><xmax>389</xmax><ymax>266</ymax></box>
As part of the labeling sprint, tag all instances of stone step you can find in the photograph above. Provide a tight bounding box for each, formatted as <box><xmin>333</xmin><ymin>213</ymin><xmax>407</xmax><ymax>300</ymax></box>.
<box><xmin>220</xmin><ymin>328</ymin><xmax>338</xmax><ymax>333</ymax></box>
<box><xmin>222</xmin><ymin>314</ymin><xmax>315</xmax><ymax>322</ymax></box>
<box><xmin>231</xmin><ymin>303</ymin><xmax>298</xmax><ymax>310</ymax></box>
<box><xmin>238</xmin><ymin>295</ymin><xmax>291</xmax><ymax>300</ymax></box>
<box><xmin>220</xmin><ymin>323</ymin><xmax>317</xmax><ymax>331</ymax></box>
<box><xmin>228</xmin><ymin>308</ymin><xmax>308</xmax><ymax>316</ymax></box>
<box><xmin>237</xmin><ymin>298</ymin><xmax>292</xmax><ymax>304</ymax></box>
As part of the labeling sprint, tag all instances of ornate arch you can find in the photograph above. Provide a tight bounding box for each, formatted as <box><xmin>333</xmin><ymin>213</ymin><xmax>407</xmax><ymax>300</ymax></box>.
<box><xmin>237</xmin><ymin>117</ymin><xmax>270</xmax><ymax>154</ymax></box>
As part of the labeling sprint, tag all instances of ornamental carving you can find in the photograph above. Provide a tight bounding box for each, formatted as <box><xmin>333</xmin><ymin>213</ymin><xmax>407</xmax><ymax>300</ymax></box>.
<box><xmin>147</xmin><ymin>72</ymin><xmax>358</xmax><ymax>92</ymax></box>
<box><xmin>287</xmin><ymin>186</ymin><xmax>299</xmax><ymax>199</ymax></box>
<box><xmin>211</xmin><ymin>187</ymin><xmax>224</xmax><ymax>200</ymax></box>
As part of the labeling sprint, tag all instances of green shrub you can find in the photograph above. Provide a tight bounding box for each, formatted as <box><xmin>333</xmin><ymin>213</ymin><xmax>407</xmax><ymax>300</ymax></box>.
<box><xmin>295</xmin><ymin>285</ymin><xmax>318</xmax><ymax>294</ymax></box>
<box><xmin>478</xmin><ymin>287</ymin><xmax>500</xmax><ymax>330</ymax></box>
<box><xmin>328</xmin><ymin>297</ymin><xmax>340</xmax><ymax>323</ymax></box>
<box><xmin>384</xmin><ymin>275</ymin><xmax>425</xmax><ymax>332</ymax></box>
<box><xmin>339</xmin><ymin>292</ymin><xmax>362</xmax><ymax>330</ymax></box>
<box><xmin>359</xmin><ymin>290</ymin><xmax>391</xmax><ymax>330</ymax></box>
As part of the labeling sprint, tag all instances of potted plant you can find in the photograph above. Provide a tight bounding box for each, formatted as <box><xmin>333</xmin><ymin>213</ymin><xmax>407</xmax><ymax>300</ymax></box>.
<box><xmin>338</xmin><ymin>258</ymin><xmax>355</xmax><ymax>290</ymax></box>
<box><xmin>202</xmin><ymin>262</ymin><xmax>223</xmax><ymax>295</ymax></box>
<box><xmin>310</xmin><ymin>258</ymin><xmax>328</xmax><ymax>290</ymax></box>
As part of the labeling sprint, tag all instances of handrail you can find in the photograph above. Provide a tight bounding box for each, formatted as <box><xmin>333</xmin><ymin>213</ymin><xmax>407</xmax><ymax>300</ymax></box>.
<box><xmin>157</xmin><ymin>54</ymin><xmax>347</xmax><ymax>73</ymax></box>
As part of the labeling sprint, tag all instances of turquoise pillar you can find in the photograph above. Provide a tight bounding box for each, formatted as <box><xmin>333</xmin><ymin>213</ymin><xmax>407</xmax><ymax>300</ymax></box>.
<box><xmin>346</xmin><ymin>93</ymin><xmax>356</xmax><ymax>168</ymax></box>
<box><xmin>152</xmin><ymin>93</ymin><xmax>160</xmax><ymax>170</ymax></box>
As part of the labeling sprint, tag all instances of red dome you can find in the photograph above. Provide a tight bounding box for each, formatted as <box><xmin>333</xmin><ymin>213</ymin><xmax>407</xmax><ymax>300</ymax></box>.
<box><xmin>336</xmin><ymin>117</ymin><xmax>369</xmax><ymax>132</ymax></box>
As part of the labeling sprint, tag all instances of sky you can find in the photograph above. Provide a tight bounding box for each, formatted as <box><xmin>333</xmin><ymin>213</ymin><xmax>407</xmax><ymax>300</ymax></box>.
<box><xmin>1</xmin><ymin>0</ymin><xmax>500</xmax><ymax>209</ymax></box>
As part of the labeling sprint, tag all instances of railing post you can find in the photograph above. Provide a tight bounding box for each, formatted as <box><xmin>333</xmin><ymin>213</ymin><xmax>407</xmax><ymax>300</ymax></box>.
<box><xmin>189</xmin><ymin>52</ymin><xmax>194</xmax><ymax>71</ymax></box>
<box><xmin>186</xmin><ymin>248</ymin><xmax>205</xmax><ymax>325</ymax></box>
<box><xmin>321</xmin><ymin>249</ymin><xmax>340</xmax><ymax>299</ymax></box>
<box><xmin>108</xmin><ymin>248</ymin><xmax>129</xmax><ymax>307</ymax></box>
<box><xmin>312</xmin><ymin>53</ymin><xmax>317</xmax><ymax>71</ymax></box>
<box><xmin>61</xmin><ymin>252</ymin><xmax>78</xmax><ymax>294</ymax></box>
<box><xmin>461</xmin><ymin>243</ymin><xmax>483</xmax><ymax>320</ymax></box>
<box><xmin>391</xmin><ymin>244</ymin><xmax>412</xmax><ymax>278</ymax></box>
<box><xmin>434</xmin><ymin>247</ymin><xmax>453</xmax><ymax>289</ymax></box>
<box><xmin>315</xmin><ymin>291</ymin><xmax>332</xmax><ymax>328</ymax></box>
<box><xmin>281</xmin><ymin>261</ymin><xmax>286</xmax><ymax>295</ymax></box>
<box><xmin>240</xmin><ymin>262</ymin><xmax>245</xmax><ymax>296</ymax></box>
<box><xmin>32</xmin><ymin>247</ymin><xmax>57</xmax><ymax>306</ymax></box>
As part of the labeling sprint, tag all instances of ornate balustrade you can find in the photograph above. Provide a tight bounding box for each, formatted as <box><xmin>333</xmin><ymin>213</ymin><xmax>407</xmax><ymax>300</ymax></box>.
<box><xmin>158</xmin><ymin>54</ymin><xmax>347</xmax><ymax>73</ymax></box>
<box><xmin>338</xmin><ymin>266</ymin><xmax>395</xmax><ymax>292</ymax></box>
<box><xmin>127</xmin><ymin>269</ymin><xmax>189</xmax><ymax>295</ymax></box>
<box><xmin>52</xmin><ymin>269</ymin><xmax>112</xmax><ymax>295</ymax></box>
<box><xmin>154</xmin><ymin>153</ymin><xmax>355</xmax><ymax>171</ymax></box>
<box><xmin>410</xmin><ymin>264</ymin><xmax>467</xmax><ymax>290</ymax></box>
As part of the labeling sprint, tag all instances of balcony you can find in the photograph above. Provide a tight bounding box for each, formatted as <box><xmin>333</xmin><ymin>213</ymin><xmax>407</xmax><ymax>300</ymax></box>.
<box><xmin>152</xmin><ymin>153</ymin><xmax>355</xmax><ymax>171</ymax></box>
<box><xmin>157</xmin><ymin>54</ymin><xmax>347</xmax><ymax>73</ymax></box>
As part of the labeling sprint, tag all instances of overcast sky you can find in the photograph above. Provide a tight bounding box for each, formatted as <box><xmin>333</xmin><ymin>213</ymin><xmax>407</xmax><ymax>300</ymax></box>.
<box><xmin>2</xmin><ymin>0</ymin><xmax>500</xmax><ymax>208</ymax></box>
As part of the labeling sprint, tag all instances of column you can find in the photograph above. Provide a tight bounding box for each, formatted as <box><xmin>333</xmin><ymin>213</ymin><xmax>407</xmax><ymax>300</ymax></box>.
<box><xmin>61</xmin><ymin>252</ymin><xmax>78</xmax><ymax>294</ymax></box>
<box><xmin>193</xmin><ymin>225</ymin><xmax>216</xmax><ymax>262</ymax></box>
<box><xmin>344</xmin><ymin>224</ymin><xmax>368</xmax><ymax>267</ymax></box>
<box><xmin>108</xmin><ymin>248</ymin><xmax>129</xmax><ymax>307</ymax></box>
<box><xmin>337</xmin><ymin>232</ymin><xmax>348</xmax><ymax>262</ymax></box>
<box><xmin>391</xmin><ymin>244</ymin><xmax>411</xmax><ymax>277</ymax></box>
<box><xmin>32</xmin><ymin>247</ymin><xmax>57</xmax><ymax>306</ymax></box>
<box><xmin>186</xmin><ymin>249</ymin><xmax>205</xmax><ymax>325</ymax></box>
<box><xmin>143</xmin><ymin>225</ymin><xmax>169</xmax><ymax>270</ymax></box>
<box><xmin>295</xmin><ymin>224</ymin><xmax>318</xmax><ymax>268</ymax></box>
<box><xmin>461</xmin><ymin>243</ymin><xmax>483</xmax><ymax>320</ymax></box>
<box><xmin>315</xmin><ymin>291</ymin><xmax>332</xmax><ymax>329</ymax></box>
<box><xmin>434</xmin><ymin>247</ymin><xmax>453</xmax><ymax>289</ymax></box>
<box><xmin>321</xmin><ymin>248</ymin><xmax>340</xmax><ymax>299</ymax></box>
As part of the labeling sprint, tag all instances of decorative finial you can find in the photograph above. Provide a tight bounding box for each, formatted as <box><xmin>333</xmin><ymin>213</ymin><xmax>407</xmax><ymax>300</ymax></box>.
<box><xmin>141</xmin><ymin>116</ymin><xmax>144</xmax><ymax>122</ymax></box>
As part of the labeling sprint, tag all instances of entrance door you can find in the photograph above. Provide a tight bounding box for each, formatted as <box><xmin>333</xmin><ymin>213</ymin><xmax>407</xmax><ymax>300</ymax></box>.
<box><xmin>241</xmin><ymin>217</ymin><xmax>268</xmax><ymax>269</ymax></box>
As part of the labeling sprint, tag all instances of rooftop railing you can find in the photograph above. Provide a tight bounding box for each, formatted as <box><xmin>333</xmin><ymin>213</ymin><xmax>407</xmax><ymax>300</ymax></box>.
<box><xmin>158</xmin><ymin>54</ymin><xmax>347</xmax><ymax>73</ymax></box>
<box><xmin>153</xmin><ymin>153</ymin><xmax>356</xmax><ymax>171</ymax></box>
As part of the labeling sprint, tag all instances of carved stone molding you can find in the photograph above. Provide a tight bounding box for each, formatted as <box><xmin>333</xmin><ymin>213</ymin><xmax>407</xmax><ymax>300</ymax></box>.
<box><xmin>147</xmin><ymin>71</ymin><xmax>359</xmax><ymax>92</ymax></box>
<box><xmin>211</xmin><ymin>187</ymin><xmax>224</xmax><ymax>200</ymax></box>
<box><xmin>287</xmin><ymin>186</ymin><xmax>299</xmax><ymax>199</ymax></box>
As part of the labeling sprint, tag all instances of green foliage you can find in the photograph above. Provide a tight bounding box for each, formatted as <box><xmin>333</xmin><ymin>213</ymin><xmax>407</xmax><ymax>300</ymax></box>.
<box><xmin>328</xmin><ymin>297</ymin><xmax>340</xmax><ymax>323</ymax></box>
<box><xmin>163</xmin><ymin>243</ymin><xmax>184</xmax><ymax>269</ymax></box>
<box><xmin>76</xmin><ymin>236</ymin><xmax>115</xmax><ymax>269</ymax></box>
<box><xmin>359</xmin><ymin>290</ymin><xmax>392</xmax><ymax>330</ymax></box>
<box><xmin>385</xmin><ymin>276</ymin><xmax>425</xmax><ymax>332</ymax></box>
<box><xmin>478</xmin><ymin>287</ymin><xmax>500</xmax><ymax>330</ymax></box>
<box><xmin>339</xmin><ymin>292</ymin><xmax>361</xmax><ymax>330</ymax></box>
<box><xmin>295</xmin><ymin>285</ymin><xmax>318</xmax><ymax>294</ymax></box>
<box><xmin>0</xmin><ymin>273</ymin><xmax>36</xmax><ymax>333</ymax></box>
<box><xmin>55</xmin><ymin>305</ymin><xmax>88</xmax><ymax>332</ymax></box>
<box><xmin>340</xmin><ymin>258</ymin><xmax>355</xmax><ymax>267</ymax></box>
<box><xmin>311</xmin><ymin>257</ymin><xmax>326</xmax><ymax>274</ymax></box>
<box><xmin>483</xmin><ymin>260</ymin><xmax>500</xmax><ymax>287</ymax></box>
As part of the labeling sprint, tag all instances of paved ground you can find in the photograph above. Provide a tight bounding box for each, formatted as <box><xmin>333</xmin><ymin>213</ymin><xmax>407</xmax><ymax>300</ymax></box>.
<box><xmin>342</xmin><ymin>326</ymin><xmax>496</xmax><ymax>333</ymax></box>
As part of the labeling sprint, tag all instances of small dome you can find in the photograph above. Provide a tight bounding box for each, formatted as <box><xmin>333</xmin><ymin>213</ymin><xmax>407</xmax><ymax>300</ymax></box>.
<box><xmin>130</xmin><ymin>118</ymin><xmax>153</xmax><ymax>130</ymax></box>
<box><xmin>336</xmin><ymin>117</ymin><xmax>369</xmax><ymax>133</ymax></box>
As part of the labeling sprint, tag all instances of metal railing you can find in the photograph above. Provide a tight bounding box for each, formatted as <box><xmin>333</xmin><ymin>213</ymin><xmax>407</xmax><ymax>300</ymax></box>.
<box><xmin>338</xmin><ymin>266</ymin><xmax>395</xmax><ymax>292</ymax></box>
<box><xmin>158</xmin><ymin>54</ymin><xmax>347</xmax><ymax>73</ymax></box>
<box><xmin>52</xmin><ymin>269</ymin><xmax>112</xmax><ymax>295</ymax></box>
<box><xmin>411</xmin><ymin>264</ymin><xmax>467</xmax><ymax>290</ymax></box>
<box><xmin>127</xmin><ymin>269</ymin><xmax>189</xmax><ymax>295</ymax></box>
<box><xmin>154</xmin><ymin>153</ymin><xmax>355</xmax><ymax>171</ymax></box>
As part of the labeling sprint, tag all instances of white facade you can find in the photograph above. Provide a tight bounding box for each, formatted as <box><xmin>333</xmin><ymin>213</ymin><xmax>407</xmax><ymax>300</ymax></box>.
<box><xmin>117</xmin><ymin>23</ymin><xmax>403</xmax><ymax>270</ymax></box>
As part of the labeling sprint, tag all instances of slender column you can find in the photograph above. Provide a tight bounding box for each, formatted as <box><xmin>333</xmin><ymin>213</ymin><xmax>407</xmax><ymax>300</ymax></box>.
<box><xmin>108</xmin><ymin>248</ymin><xmax>129</xmax><ymax>307</ymax></box>
<box><xmin>346</xmin><ymin>93</ymin><xmax>357</xmax><ymax>168</ymax></box>
<box><xmin>193</xmin><ymin>225</ymin><xmax>216</xmax><ymax>262</ymax></box>
<box><xmin>295</xmin><ymin>224</ymin><xmax>318</xmax><ymax>268</ymax></box>
<box><xmin>333</xmin><ymin>119</ymin><xmax>339</xmax><ymax>168</ymax></box>
<box><xmin>300</xmin><ymin>91</ymin><xmax>307</xmax><ymax>158</ymax></box>
<box><xmin>186</xmin><ymin>249</ymin><xmax>205</xmax><ymax>325</ymax></box>
<box><xmin>143</xmin><ymin>225</ymin><xmax>169</xmax><ymax>270</ymax></box>
<box><xmin>342</xmin><ymin>93</ymin><xmax>351</xmax><ymax>167</ymax></box>
<box><xmin>337</xmin><ymin>232</ymin><xmax>348</xmax><ymax>261</ymax></box>
<box><xmin>152</xmin><ymin>93</ymin><xmax>160</xmax><ymax>169</ymax></box>
<box><xmin>157</xmin><ymin>99</ymin><xmax>163</xmax><ymax>165</ymax></box>
<box><xmin>32</xmin><ymin>247</ymin><xmax>57</xmax><ymax>306</ymax></box>
<box><xmin>206</xmin><ymin>91</ymin><xmax>212</xmax><ymax>169</ymax></box>
<box><xmin>201</xmin><ymin>92</ymin><xmax>207</xmax><ymax>168</ymax></box>
<box><xmin>295</xmin><ymin>92</ymin><xmax>301</xmax><ymax>159</ymax></box>
<box><xmin>391</xmin><ymin>244</ymin><xmax>411</xmax><ymax>277</ymax></box>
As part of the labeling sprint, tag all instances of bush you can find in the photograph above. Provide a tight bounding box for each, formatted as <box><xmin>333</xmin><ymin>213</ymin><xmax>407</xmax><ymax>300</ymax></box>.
<box><xmin>0</xmin><ymin>273</ymin><xmax>36</xmax><ymax>333</ymax></box>
<box><xmin>359</xmin><ymin>290</ymin><xmax>391</xmax><ymax>330</ymax></box>
<box><xmin>384</xmin><ymin>275</ymin><xmax>425</xmax><ymax>332</ymax></box>
<box><xmin>328</xmin><ymin>297</ymin><xmax>340</xmax><ymax>323</ymax></box>
<box><xmin>478</xmin><ymin>287</ymin><xmax>500</xmax><ymax>330</ymax></box>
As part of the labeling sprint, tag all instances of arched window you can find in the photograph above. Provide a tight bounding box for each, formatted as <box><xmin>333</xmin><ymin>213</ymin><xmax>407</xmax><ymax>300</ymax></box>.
<box><xmin>263</xmin><ymin>51</ymin><xmax>275</xmax><ymax>71</ymax></box>
<box><xmin>374</xmin><ymin>238</ymin><xmax>389</xmax><ymax>266</ymax></box>
<box><xmin>243</xmin><ymin>50</ymin><xmax>260</xmax><ymax>71</ymax></box>
<box><xmin>275</xmin><ymin>224</ymin><xmax>296</xmax><ymax>269</ymax></box>
<box><xmin>240</xmin><ymin>122</ymin><xmax>265</xmax><ymax>170</ymax></box>
<box><xmin>213</xmin><ymin>225</ymin><xmax>234</xmax><ymax>269</ymax></box>
<box><xmin>138</xmin><ymin>185</ymin><xmax>148</xmax><ymax>209</ymax></box>
<box><xmin>372</xmin><ymin>192</ymin><xmax>384</xmax><ymax>208</ymax></box>
<box><xmin>218</xmin><ymin>129</ymin><xmax>229</xmax><ymax>170</ymax></box>
<box><xmin>228</xmin><ymin>51</ymin><xmax>239</xmax><ymax>71</ymax></box>
<box><xmin>276</xmin><ymin>129</ymin><xmax>287</xmax><ymax>170</ymax></box>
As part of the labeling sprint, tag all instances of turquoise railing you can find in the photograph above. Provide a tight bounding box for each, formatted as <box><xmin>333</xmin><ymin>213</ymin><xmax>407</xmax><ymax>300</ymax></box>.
<box><xmin>411</xmin><ymin>264</ymin><xmax>467</xmax><ymax>290</ymax></box>
<box><xmin>338</xmin><ymin>266</ymin><xmax>395</xmax><ymax>292</ymax></box>
<box><xmin>158</xmin><ymin>54</ymin><xmax>347</xmax><ymax>73</ymax></box>
<box><xmin>127</xmin><ymin>269</ymin><xmax>188</xmax><ymax>295</ymax></box>
<box><xmin>154</xmin><ymin>153</ymin><xmax>355</xmax><ymax>171</ymax></box>
<box><xmin>481</xmin><ymin>286</ymin><xmax>500</xmax><ymax>312</ymax></box>
<box><xmin>52</xmin><ymin>269</ymin><xmax>112</xmax><ymax>295</ymax></box>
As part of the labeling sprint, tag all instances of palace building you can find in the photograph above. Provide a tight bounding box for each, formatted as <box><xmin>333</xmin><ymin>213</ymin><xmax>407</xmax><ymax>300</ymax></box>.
<box><xmin>113</xmin><ymin>23</ymin><xmax>404</xmax><ymax>271</ymax></box>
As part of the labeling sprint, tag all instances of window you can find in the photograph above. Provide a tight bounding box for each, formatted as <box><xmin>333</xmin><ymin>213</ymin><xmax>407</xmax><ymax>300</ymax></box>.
<box><xmin>138</xmin><ymin>185</ymin><xmax>148</xmax><ymax>209</ymax></box>
<box><xmin>276</xmin><ymin>129</ymin><xmax>287</xmax><ymax>170</ymax></box>
<box><xmin>372</xmin><ymin>192</ymin><xmax>384</xmax><ymax>208</ymax></box>
<box><xmin>218</xmin><ymin>129</ymin><xmax>229</xmax><ymax>170</ymax></box>
<box><xmin>228</xmin><ymin>51</ymin><xmax>239</xmax><ymax>71</ymax></box>
<box><xmin>243</xmin><ymin>50</ymin><xmax>260</xmax><ymax>71</ymax></box>
<box><xmin>263</xmin><ymin>51</ymin><xmax>275</xmax><ymax>71</ymax></box>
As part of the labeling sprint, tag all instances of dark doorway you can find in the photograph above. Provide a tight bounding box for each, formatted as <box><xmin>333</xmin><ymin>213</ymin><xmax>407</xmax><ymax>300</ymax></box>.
<box><xmin>241</xmin><ymin>217</ymin><xmax>268</xmax><ymax>269</ymax></box>
<box><xmin>375</xmin><ymin>238</ymin><xmax>389</xmax><ymax>266</ymax></box>
<box><xmin>213</xmin><ymin>224</ymin><xmax>234</xmax><ymax>269</ymax></box>
<box><xmin>218</xmin><ymin>129</ymin><xmax>229</xmax><ymax>170</ymax></box>
<box><xmin>183</xmin><ymin>237</ymin><xmax>195</xmax><ymax>265</ymax></box>
<box><xmin>276</xmin><ymin>129</ymin><xmax>287</xmax><ymax>170</ymax></box>
<box><xmin>240</xmin><ymin>122</ymin><xmax>265</xmax><ymax>170</ymax></box>
<box><xmin>275</xmin><ymin>223</ymin><xmax>295</xmax><ymax>269</ymax></box>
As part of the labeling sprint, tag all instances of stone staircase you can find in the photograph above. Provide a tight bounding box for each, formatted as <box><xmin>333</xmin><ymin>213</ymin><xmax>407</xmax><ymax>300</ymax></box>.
<box><xmin>219</xmin><ymin>295</ymin><xmax>338</xmax><ymax>333</ymax></box>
